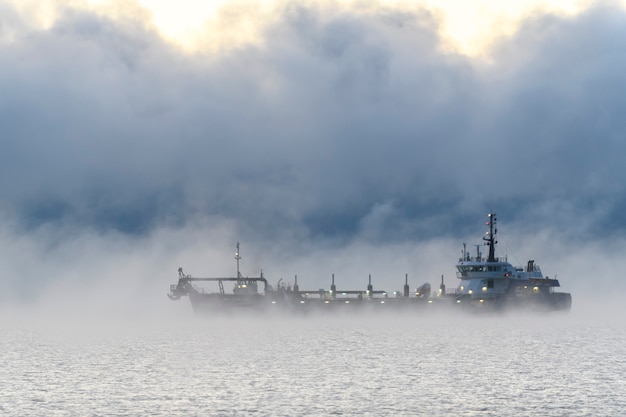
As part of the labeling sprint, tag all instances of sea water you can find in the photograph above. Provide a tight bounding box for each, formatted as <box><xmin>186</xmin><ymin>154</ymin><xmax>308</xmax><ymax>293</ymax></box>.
<box><xmin>1</xmin><ymin>307</ymin><xmax>624</xmax><ymax>417</ymax></box>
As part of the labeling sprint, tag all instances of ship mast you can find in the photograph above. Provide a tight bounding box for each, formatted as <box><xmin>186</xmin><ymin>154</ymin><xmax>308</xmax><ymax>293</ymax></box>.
<box><xmin>483</xmin><ymin>212</ymin><xmax>497</xmax><ymax>262</ymax></box>
<box><xmin>235</xmin><ymin>242</ymin><xmax>242</xmax><ymax>279</ymax></box>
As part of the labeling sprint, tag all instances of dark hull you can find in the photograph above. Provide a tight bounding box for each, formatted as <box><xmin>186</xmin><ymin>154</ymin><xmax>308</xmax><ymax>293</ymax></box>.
<box><xmin>188</xmin><ymin>293</ymin><xmax>270</xmax><ymax>315</ymax></box>
<box><xmin>186</xmin><ymin>291</ymin><xmax>572</xmax><ymax>315</ymax></box>
<box><xmin>456</xmin><ymin>292</ymin><xmax>572</xmax><ymax>312</ymax></box>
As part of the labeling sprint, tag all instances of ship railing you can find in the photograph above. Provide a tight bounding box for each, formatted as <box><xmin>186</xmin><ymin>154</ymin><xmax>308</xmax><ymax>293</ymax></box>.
<box><xmin>458</xmin><ymin>256</ymin><xmax>508</xmax><ymax>263</ymax></box>
<box><xmin>173</xmin><ymin>275</ymin><xmax>268</xmax><ymax>295</ymax></box>
<box><xmin>296</xmin><ymin>290</ymin><xmax>389</xmax><ymax>299</ymax></box>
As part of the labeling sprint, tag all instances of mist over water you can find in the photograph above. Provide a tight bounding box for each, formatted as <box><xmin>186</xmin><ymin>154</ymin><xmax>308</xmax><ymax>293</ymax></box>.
<box><xmin>2</xmin><ymin>220</ymin><xmax>624</xmax><ymax>416</ymax></box>
<box><xmin>1</xmin><ymin>216</ymin><xmax>623</xmax><ymax>320</ymax></box>
<box><xmin>1</xmin><ymin>218</ymin><xmax>623</xmax><ymax>417</ymax></box>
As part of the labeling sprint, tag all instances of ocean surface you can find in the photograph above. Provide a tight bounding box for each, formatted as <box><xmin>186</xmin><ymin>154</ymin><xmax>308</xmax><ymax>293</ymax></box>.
<box><xmin>1</xmin><ymin>306</ymin><xmax>625</xmax><ymax>417</ymax></box>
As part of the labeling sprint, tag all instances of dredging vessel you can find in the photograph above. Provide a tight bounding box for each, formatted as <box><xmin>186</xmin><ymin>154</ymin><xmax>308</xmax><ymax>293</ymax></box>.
<box><xmin>168</xmin><ymin>213</ymin><xmax>572</xmax><ymax>314</ymax></box>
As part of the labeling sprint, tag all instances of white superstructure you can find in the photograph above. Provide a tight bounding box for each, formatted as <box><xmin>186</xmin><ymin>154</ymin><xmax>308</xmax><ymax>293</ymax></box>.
<box><xmin>454</xmin><ymin>213</ymin><xmax>571</xmax><ymax>310</ymax></box>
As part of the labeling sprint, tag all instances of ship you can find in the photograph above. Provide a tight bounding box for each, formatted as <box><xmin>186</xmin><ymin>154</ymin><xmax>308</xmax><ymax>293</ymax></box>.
<box><xmin>168</xmin><ymin>214</ymin><xmax>572</xmax><ymax>314</ymax></box>
<box><xmin>454</xmin><ymin>212</ymin><xmax>572</xmax><ymax>311</ymax></box>
<box><xmin>168</xmin><ymin>244</ymin><xmax>434</xmax><ymax>314</ymax></box>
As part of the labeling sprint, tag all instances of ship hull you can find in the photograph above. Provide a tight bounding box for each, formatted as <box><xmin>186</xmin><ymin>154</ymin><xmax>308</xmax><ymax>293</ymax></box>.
<box><xmin>183</xmin><ymin>292</ymin><xmax>571</xmax><ymax>315</ymax></box>
<box><xmin>456</xmin><ymin>292</ymin><xmax>572</xmax><ymax>312</ymax></box>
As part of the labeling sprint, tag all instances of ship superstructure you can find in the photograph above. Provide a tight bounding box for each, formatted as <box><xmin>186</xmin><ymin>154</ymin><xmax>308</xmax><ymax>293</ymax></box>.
<box><xmin>455</xmin><ymin>212</ymin><xmax>571</xmax><ymax>310</ymax></box>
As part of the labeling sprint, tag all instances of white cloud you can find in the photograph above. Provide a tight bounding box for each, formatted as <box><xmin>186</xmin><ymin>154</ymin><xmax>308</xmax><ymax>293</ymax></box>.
<box><xmin>1</xmin><ymin>1</ymin><xmax>626</xmax><ymax>310</ymax></box>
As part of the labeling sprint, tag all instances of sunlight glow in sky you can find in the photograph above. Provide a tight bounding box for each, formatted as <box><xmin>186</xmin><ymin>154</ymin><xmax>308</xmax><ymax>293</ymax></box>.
<box><xmin>10</xmin><ymin>0</ymin><xmax>607</xmax><ymax>56</ymax></box>
<box><xmin>133</xmin><ymin>0</ymin><xmax>598</xmax><ymax>55</ymax></box>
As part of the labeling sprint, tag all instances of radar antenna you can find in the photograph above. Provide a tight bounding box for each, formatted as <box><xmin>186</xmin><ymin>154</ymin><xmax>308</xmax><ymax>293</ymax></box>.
<box><xmin>483</xmin><ymin>212</ymin><xmax>498</xmax><ymax>262</ymax></box>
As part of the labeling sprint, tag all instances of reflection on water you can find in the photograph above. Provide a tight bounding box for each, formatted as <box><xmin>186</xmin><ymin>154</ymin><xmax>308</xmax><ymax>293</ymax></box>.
<box><xmin>1</xmin><ymin>313</ymin><xmax>625</xmax><ymax>416</ymax></box>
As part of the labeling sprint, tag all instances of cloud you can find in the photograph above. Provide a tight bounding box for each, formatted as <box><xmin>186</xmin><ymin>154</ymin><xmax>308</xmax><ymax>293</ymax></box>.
<box><xmin>1</xmin><ymin>1</ymin><xmax>626</xmax><ymax>307</ymax></box>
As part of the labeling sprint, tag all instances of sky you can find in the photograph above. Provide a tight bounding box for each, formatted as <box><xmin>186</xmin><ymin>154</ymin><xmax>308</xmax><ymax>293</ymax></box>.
<box><xmin>1</xmin><ymin>0</ymin><xmax>626</xmax><ymax>317</ymax></box>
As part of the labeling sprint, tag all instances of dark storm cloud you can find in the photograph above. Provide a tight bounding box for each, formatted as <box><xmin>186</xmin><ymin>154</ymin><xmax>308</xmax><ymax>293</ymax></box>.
<box><xmin>2</xmin><ymin>1</ymin><xmax>626</xmax><ymax>244</ymax></box>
